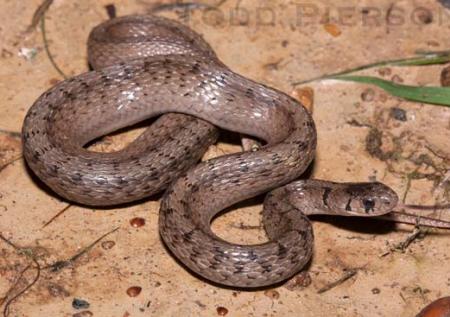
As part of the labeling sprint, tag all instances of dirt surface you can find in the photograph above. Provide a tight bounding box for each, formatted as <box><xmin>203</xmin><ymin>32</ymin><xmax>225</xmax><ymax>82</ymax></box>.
<box><xmin>0</xmin><ymin>0</ymin><xmax>449</xmax><ymax>316</ymax></box>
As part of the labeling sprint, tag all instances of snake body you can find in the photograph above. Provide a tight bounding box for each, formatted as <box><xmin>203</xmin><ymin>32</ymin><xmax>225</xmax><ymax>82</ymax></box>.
<box><xmin>22</xmin><ymin>15</ymin><xmax>398</xmax><ymax>287</ymax></box>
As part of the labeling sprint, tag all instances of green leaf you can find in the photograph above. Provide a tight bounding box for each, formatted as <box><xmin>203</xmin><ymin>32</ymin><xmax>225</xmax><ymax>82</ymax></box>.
<box><xmin>332</xmin><ymin>75</ymin><xmax>450</xmax><ymax>107</ymax></box>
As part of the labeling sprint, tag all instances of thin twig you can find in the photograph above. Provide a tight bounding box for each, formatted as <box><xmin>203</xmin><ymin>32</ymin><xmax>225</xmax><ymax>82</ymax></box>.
<box><xmin>26</xmin><ymin>0</ymin><xmax>53</xmax><ymax>33</ymax></box>
<box><xmin>394</xmin><ymin>227</ymin><xmax>425</xmax><ymax>251</ymax></box>
<box><xmin>150</xmin><ymin>2</ymin><xmax>213</xmax><ymax>13</ymax></box>
<box><xmin>380</xmin><ymin>226</ymin><xmax>427</xmax><ymax>257</ymax></box>
<box><xmin>45</xmin><ymin>227</ymin><xmax>120</xmax><ymax>272</ymax></box>
<box><xmin>40</xmin><ymin>14</ymin><xmax>67</xmax><ymax>79</ymax></box>
<box><xmin>2</xmin><ymin>259</ymin><xmax>41</xmax><ymax>317</ymax></box>
<box><xmin>0</xmin><ymin>233</ymin><xmax>20</xmax><ymax>250</ymax></box>
<box><xmin>0</xmin><ymin>129</ymin><xmax>21</xmax><ymax>139</ymax></box>
<box><xmin>0</xmin><ymin>156</ymin><xmax>22</xmax><ymax>174</ymax></box>
<box><xmin>104</xmin><ymin>4</ymin><xmax>117</xmax><ymax>19</ymax></box>
<box><xmin>317</xmin><ymin>269</ymin><xmax>358</xmax><ymax>294</ymax></box>
<box><xmin>41</xmin><ymin>204</ymin><xmax>72</xmax><ymax>228</ymax></box>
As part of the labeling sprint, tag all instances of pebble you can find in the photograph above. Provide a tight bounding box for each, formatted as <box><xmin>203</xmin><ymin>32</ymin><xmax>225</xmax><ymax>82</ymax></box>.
<box><xmin>390</xmin><ymin>107</ymin><xmax>407</xmax><ymax>122</ymax></box>
<box><xmin>216</xmin><ymin>306</ymin><xmax>229</xmax><ymax>316</ymax></box>
<box><xmin>130</xmin><ymin>217</ymin><xmax>145</xmax><ymax>228</ymax></box>
<box><xmin>72</xmin><ymin>298</ymin><xmax>90</xmax><ymax>310</ymax></box>
<box><xmin>126</xmin><ymin>286</ymin><xmax>142</xmax><ymax>297</ymax></box>
<box><xmin>361</xmin><ymin>88</ymin><xmax>375</xmax><ymax>102</ymax></box>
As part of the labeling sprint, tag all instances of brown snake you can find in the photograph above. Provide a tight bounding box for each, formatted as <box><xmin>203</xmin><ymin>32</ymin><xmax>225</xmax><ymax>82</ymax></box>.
<box><xmin>22</xmin><ymin>15</ymin><xmax>450</xmax><ymax>287</ymax></box>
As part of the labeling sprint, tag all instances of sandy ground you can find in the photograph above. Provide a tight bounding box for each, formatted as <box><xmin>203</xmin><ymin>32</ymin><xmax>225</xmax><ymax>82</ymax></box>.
<box><xmin>0</xmin><ymin>0</ymin><xmax>449</xmax><ymax>316</ymax></box>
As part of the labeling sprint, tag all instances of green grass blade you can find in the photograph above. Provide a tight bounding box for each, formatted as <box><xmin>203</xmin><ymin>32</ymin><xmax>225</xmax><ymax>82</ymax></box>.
<box><xmin>332</xmin><ymin>75</ymin><xmax>450</xmax><ymax>107</ymax></box>
<box><xmin>392</xmin><ymin>53</ymin><xmax>450</xmax><ymax>66</ymax></box>
<box><xmin>293</xmin><ymin>52</ymin><xmax>450</xmax><ymax>86</ymax></box>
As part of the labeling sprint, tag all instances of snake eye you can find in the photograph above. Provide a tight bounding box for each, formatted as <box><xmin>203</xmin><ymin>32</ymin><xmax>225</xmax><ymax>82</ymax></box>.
<box><xmin>362</xmin><ymin>198</ymin><xmax>375</xmax><ymax>213</ymax></box>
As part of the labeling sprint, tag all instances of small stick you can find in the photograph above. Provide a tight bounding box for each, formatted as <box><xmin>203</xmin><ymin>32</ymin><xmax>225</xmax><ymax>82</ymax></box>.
<box><xmin>150</xmin><ymin>2</ymin><xmax>212</xmax><ymax>13</ymax></box>
<box><xmin>26</xmin><ymin>0</ymin><xmax>53</xmax><ymax>33</ymax></box>
<box><xmin>105</xmin><ymin>4</ymin><xmax>117</xmax><ymax>19</ymax></box>
<box><xmin>41</xmin><ymin>16</ymin><xmax>67</xmax><ymax>79</ymax></box>
<box><xmin>41</xmin><ymin>204</ymin><xmax>72</xmax><ymax>228</ymax></box>
<box><xmin>393</xmin><ymin>227</ymin><xmax>424</xmax><ymax>251</ymax></box>
<box><xmin>317</xmin><ymin>269</ymin><xmax>358</xmax><ymax>294</ymax></box>
<box><xmin>45</xmin><ymin>227</ymin><xmax>120</xmax><ymax>272</ymax></box>
<box><xmin>0</xmin><ymin>156</ymin><xmax>22</xmax><ymax>174</ymax></box>
<box><xmin>380</xmin><ymin>226</ymin><xmax>426</xmax><ymax>257</ymax></box>
<box><xmin>0</xmin><ymin>129</ymin><xmax>21</xmax><ymax>139</ymax></box>
<box><xmin>0</xmin><ymin>233</ymin><xmax>20</xmax><ymax>250</ymax></box>
<box><xmin>2</xmin><ymin>259</ymin><xmax>40</xmax><ymax>317</ymax></box>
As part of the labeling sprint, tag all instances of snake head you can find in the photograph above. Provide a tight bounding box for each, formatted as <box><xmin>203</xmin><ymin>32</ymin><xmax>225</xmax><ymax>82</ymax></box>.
<box><xmin>343</xmin><ymin>182</ymin><xmax>399</xmax><ymax>216</ymax></box>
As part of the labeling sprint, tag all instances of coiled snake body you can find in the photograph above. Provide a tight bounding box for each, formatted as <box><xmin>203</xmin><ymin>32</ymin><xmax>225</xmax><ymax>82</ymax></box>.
<box><xmin>22</xmin><ymin>15</ymin><xmax>399</xmax><ymax>287</ymax></box>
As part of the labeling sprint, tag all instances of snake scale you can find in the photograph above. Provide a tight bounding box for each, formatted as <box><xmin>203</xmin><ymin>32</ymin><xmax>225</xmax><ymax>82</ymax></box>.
<box><xmin>22</xmin><ymin>15</ymin><xmax>402</xmax><ymax>287</ymax></box>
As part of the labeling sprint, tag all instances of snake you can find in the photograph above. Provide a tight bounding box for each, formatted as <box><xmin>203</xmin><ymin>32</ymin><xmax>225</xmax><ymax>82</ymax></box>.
<box><xmin>23</xmin><ymin>14</ymin><xmax>408</xmax><ymax>288</ymax></box>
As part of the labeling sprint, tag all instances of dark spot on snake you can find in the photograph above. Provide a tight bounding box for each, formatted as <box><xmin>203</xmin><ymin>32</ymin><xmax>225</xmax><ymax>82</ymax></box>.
<box><xmin>209</xmin><ymin>263</ymin><xmax>218</xmax><ymax>270</ymax></box>
<box><xmin>345</xmin><ymin>198</ymin><xmax>352</xmax><ymax>212</ymax></box>
<box><xmin>239</xmin><ymin>165</ymin><xmax>249</xmax><ymax>172</ymax></box>
<box><xmin>241</xmin><ymin>251</ymin><xmax>257</xmax><ymax>261</ymax></box>
<box><xmin>213</xmin><ymin>249</ymin><xmax>230</xmax><ymax>261</ymax></box>
<box><xmin>191</xmin><ymin>184</ymin><xmax>199</xmax><ymax>193</ymax></box>
<box><xmin>277</xmin><ymin>242</ymin><xmax>288</xmax><ymax>257</ymax></box>
<box><xmin>271</xmin><ymin>153</ymin><xmax>282</xmax><ymax>164</ymax></box>
<box><xmin>48</xmin><ymin>164</ymin><xmax>59</xmax><ymax>176</ymax></box>
<box><xmin>114</xmin><ymin>176</ymin><xmax>127</xmax><ymax>185</ymax></box>
<box><xmin>322</xmin><ymin>187</ymin><xmax>331</xmax><ymax>208</ymax></box>
<box><xmin>71</xmin><ymin>173</ymin><xmax>83</xmax><ymax>182</ymax></box>
<box><xmin>262</xmin><ymin>264</ymin><xmax>272</xmax><ymax>273</ymax></box>
<box><xmin>190</xmin><ymin>63</ymin><xmax>201</xmax><ymax>74</ymax></box>
<box><xmin>100</xmin><ymin>74</ymin><xmax>110</xmax><ymax>82</ymax></box>
<box><xmin>164</xmin><ymin>207</ymin><xmax>174</xmax><ymax>215</ymax></box>
<box><xmin>182</xmin><ymin>229</ymin><xmax>196</xmax><ymax>242</ymax></box>
<box><xmin>297</xmin><ymin>141</ymin><xmax>308</xmax><ymax>151</ymax></box>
